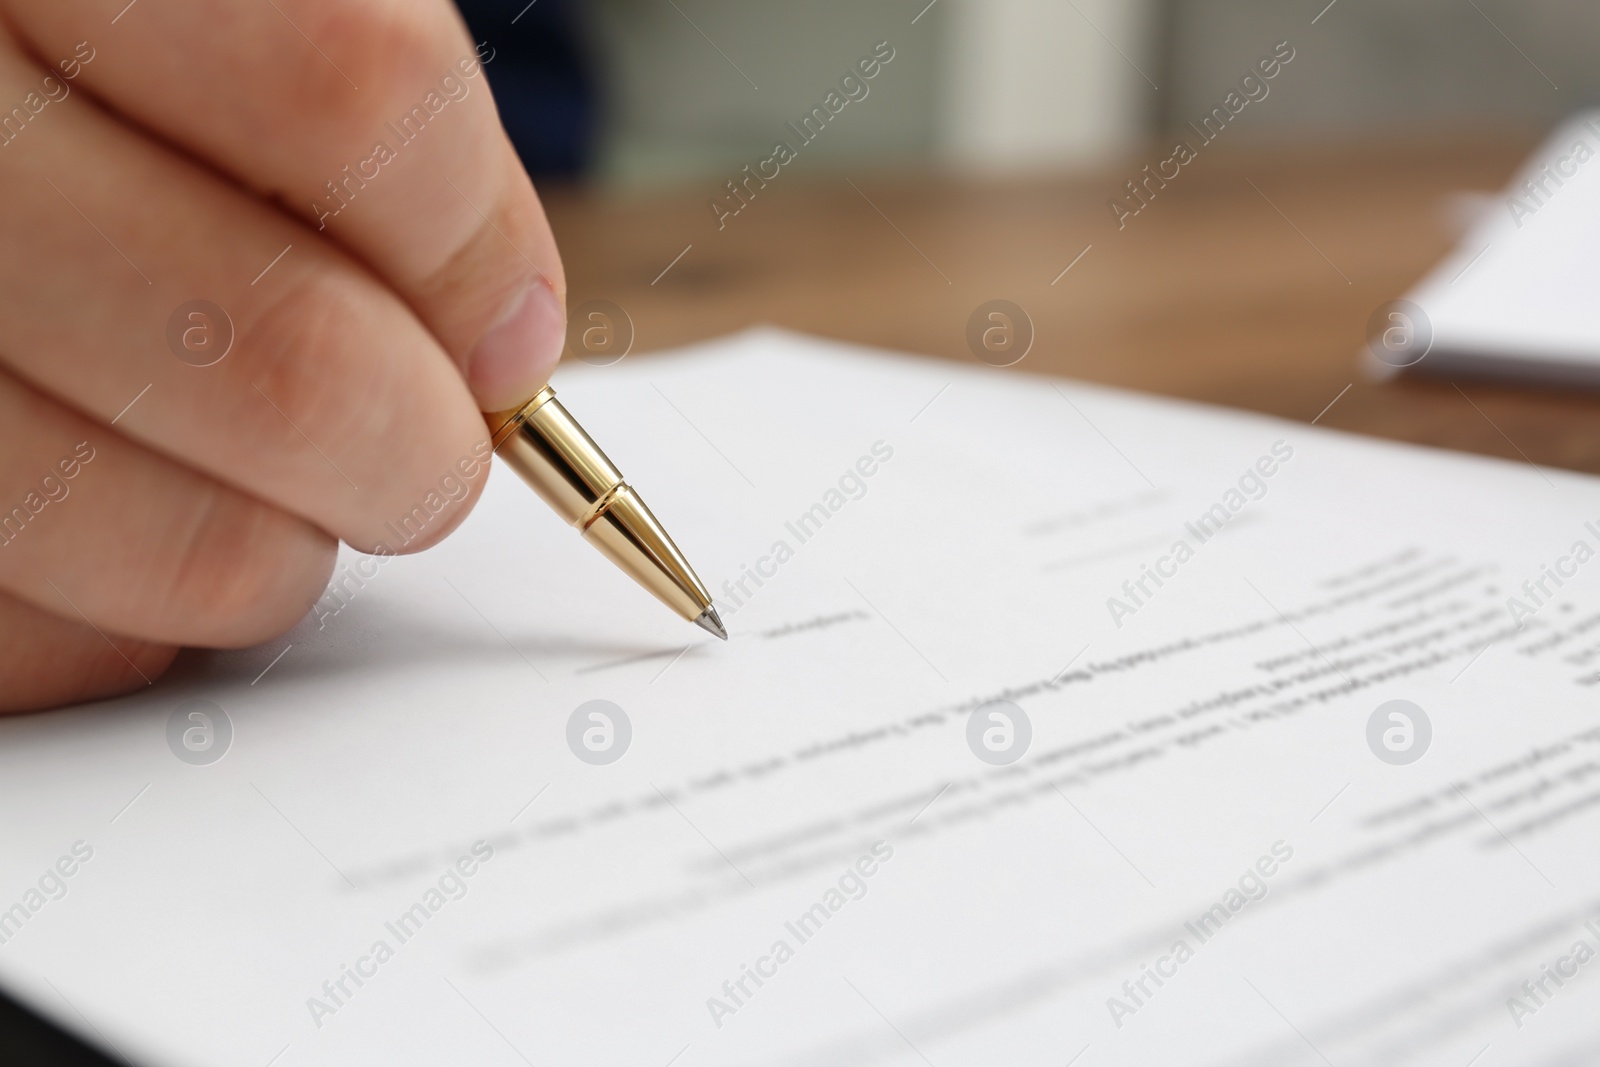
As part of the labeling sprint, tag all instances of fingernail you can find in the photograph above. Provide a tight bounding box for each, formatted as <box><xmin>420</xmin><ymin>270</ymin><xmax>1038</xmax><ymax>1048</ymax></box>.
<box><xmin>465</xmin><ymin>281</ymin><xmax>564</xmax><ymax>411</ymax></box>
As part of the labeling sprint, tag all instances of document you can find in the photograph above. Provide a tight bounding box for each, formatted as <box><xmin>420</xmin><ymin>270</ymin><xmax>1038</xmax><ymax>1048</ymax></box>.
<box><xmin>1381</xmin><ymin>110</ymin><xmax>1600</xmax><ymax>385</ymax></box>
<box><xmin>1</xmin><ymin>329</ymin><xmax>1598</xmax><ymax>1066</ymax></box>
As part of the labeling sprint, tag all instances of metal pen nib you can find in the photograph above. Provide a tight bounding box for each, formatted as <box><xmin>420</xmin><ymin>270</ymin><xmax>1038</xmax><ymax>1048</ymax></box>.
<box><xmin>694</xmin><ymin>606</ymin><xmax>728</xmax><ymax>641</ymax></box>
<box><xmin>487</xmin><ymin>386</ymin><xmax>725</xmax><ymax>638</ymax></box>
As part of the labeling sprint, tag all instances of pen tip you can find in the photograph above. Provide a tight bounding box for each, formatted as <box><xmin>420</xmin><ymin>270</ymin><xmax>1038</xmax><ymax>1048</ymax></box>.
<box><xmin>695</xmin><ymin>606</ymin><xmax>728</xmax><ymax>641</ymax></box>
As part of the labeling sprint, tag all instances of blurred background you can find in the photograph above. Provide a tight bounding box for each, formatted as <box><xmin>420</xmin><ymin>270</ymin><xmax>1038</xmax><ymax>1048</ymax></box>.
<box><xmin>451</xmin><ymin>0</ymin><xmax>1600</xmax><ymax>470</ymax></box>
<box><xmin>455</xmin><ymin>0</ymin><xmax>1599</xmax><ymax>181</ymax></box>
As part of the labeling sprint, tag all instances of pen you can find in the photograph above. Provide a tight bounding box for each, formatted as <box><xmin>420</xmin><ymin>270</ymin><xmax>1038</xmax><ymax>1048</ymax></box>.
<box><xmin>485</xmin><ymin>387</ymin><xmax>727</xmax><ymax>640</ymax></box>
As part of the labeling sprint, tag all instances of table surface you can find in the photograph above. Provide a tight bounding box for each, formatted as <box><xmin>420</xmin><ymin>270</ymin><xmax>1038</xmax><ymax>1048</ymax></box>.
<box><xmin>542</xmin><ymin>132</ymin><xmax>1600</xmax><ymax>476</ymax></box>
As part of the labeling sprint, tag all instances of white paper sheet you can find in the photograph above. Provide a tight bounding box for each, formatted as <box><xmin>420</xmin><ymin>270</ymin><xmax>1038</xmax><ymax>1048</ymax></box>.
<box><xmin>3</xmin><ymin>329</ymin><xmax>1599</xmax><ymax>1067</ymax></box>
<box><xmin>1382</xmin><ymin>110</ymin><xmax>1600</xmax><ymax>385</ymax></box>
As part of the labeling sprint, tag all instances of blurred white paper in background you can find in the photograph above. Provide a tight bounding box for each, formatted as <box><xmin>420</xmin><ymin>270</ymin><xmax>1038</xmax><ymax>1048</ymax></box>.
<box><xmin>0</xmin><ymin>330</ymin><xmax>1598</xmax><ymax>1066</ymax></box>
<box><xmin>1373</xmin><ymin>110</ymin><xmax>1600</xmax><ymax>385</ymax></box>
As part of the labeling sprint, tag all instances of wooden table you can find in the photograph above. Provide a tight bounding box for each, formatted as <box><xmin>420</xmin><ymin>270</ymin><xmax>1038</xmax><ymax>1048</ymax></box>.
<box><xmin>543</xmin><ymin>132</ymin><xmax>1600</xmax><ymax>475</ymax></box>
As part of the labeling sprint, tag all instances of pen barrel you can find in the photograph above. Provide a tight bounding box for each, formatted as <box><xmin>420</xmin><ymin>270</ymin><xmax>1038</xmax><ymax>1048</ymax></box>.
<box><xmin>486</xmin><ymin>388</ymin><xmax>714</xmax><ymax>623</ymax></box>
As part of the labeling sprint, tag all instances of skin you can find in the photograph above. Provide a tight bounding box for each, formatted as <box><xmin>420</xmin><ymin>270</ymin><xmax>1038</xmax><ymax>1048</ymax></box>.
<box><xmin>0</xmin><ymin>0</ymin><xmax>567</xmax><ymax>711</ymax></box>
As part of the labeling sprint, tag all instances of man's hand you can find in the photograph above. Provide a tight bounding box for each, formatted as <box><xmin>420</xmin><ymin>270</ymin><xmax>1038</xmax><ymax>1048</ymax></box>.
<box><xmin>0</xmin><ymin>0</ymin><xmax>566</xmax><ymax>711</ymax></box>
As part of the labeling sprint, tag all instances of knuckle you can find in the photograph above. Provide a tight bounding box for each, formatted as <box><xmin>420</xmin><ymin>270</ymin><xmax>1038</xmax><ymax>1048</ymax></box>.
<box><xmin>235</xmin><ymin>272</ymin><xmax>480</xmax><ymax>550</ymax></box>
<box><xmin>240</xmin><ymin>272</ymin><xmax>386</xmax><ymax>469</ymax></box>
<box><xmin>295</xmin><ymin>1</ymin><xmax>467</xmax><ymax>132</ymax></box>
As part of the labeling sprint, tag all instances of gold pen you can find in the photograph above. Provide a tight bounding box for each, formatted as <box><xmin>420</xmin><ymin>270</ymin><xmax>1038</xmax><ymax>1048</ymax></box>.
<box><xmin>485</xmin><ymin>387</ymin><xmax>727</xmax><ymax>640</ymax></box>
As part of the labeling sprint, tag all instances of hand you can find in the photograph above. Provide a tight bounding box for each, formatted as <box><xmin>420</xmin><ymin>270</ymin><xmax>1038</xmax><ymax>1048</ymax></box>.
<box><xmin>0</xmin><ymin>0</ymin><xmax>566</xmax><ymax>711</ymax></box>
